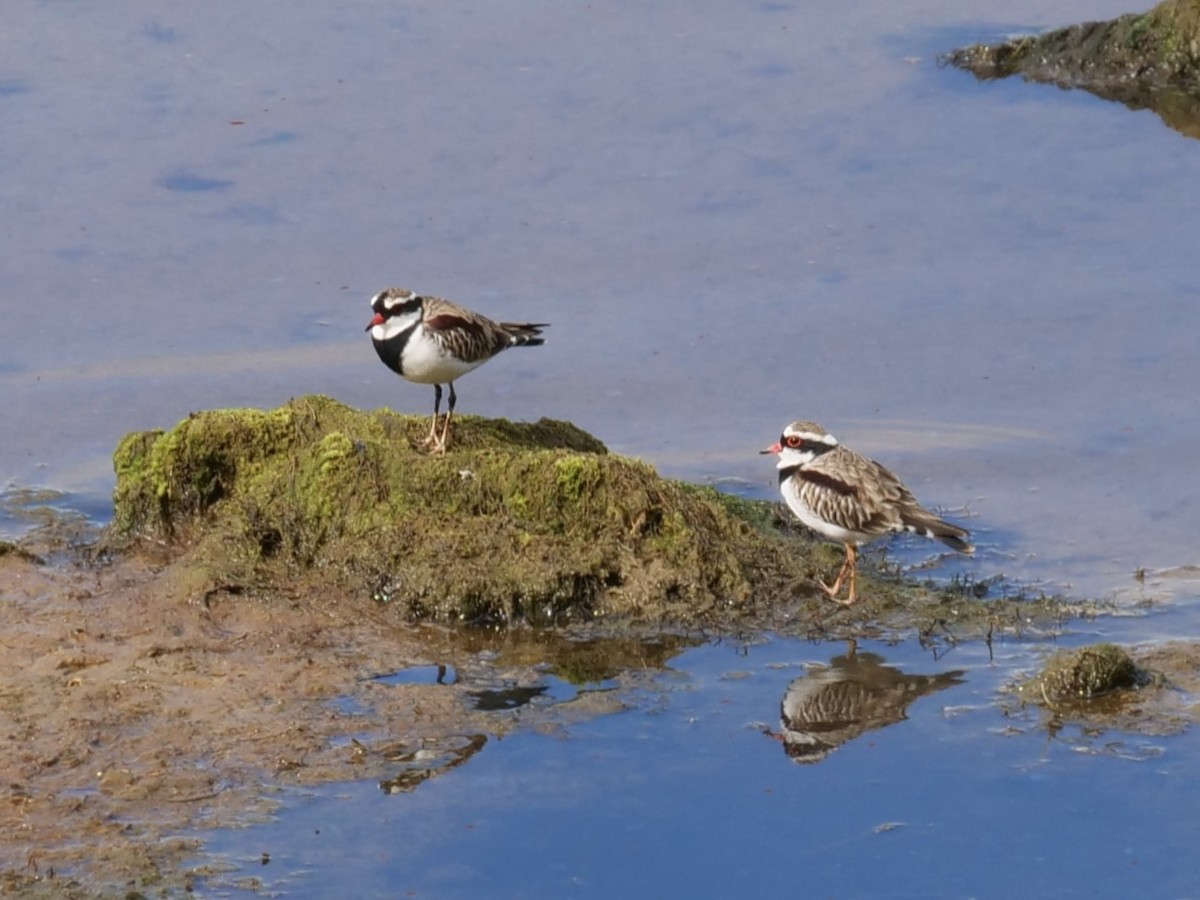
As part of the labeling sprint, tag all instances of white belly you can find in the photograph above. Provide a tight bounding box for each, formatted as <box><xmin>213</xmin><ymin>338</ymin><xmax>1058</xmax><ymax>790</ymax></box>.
<box><xmin>399</xmin><ymin>331</ymin><xmax>485</xmax><ymax>384</ymax></box>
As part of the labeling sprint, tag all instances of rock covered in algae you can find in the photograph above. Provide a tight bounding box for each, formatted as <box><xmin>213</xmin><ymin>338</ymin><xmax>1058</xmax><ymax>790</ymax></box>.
<box><xmin>1017</xmin><ymin>643</ymin><xmax>1143</xmax><ymax>706</ymax></box>
<box><xmin>109</xmin><ymin>395</ymin><xmax>812</xmax><ymax>624</ymax></box>
<box><xmin>945</xmin><ymin>0</ymin><xmax>1200</xmax><ymax>136</ymax></box>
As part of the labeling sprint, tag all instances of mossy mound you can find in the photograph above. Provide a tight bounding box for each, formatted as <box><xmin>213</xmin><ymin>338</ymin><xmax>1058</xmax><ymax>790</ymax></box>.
<box><xmin>945</xmin><ymin>0</ymin><xmax>1200</xmax><ymax>137</ymax></box>
<box><xmin>1002</xmin><ymin>642</ymin><xmax>1195</xmax><ymax>744</ymax></box>
<box><xmin>108</xmin><ymin>395</ymin><xmax>814</xmax><ymax>624</ymax></box>
<box><xmin>1017</xmin><ymin>643</ymin><xmax>1144</xmax><ymax>706</ymax></box>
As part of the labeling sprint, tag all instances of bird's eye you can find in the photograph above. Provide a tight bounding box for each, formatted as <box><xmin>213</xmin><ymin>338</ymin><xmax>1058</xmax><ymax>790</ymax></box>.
<box><xmin>785</xmin><ymin>435</ymin><xmax>803</xmax><ymax>448</ymax></box>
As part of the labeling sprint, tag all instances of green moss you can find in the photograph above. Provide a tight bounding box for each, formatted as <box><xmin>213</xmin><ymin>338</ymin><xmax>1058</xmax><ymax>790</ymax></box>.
<box><xmin>107</xmin><ymin>395</ymin><xmax>816</xmax><ymax>625</ymax></box>
<box><xmin>945</xmin><ymin>0</ymin><xmax>1200</xmax><ymax>100</ymax></box>
<box><xmin>1018</xmin><ymin>643</ymin><xmax>1143</xmax><ymax>706</ymax></box>
<box><xmin>553</xmin><ymin>454</ymin><xmax>596</xmax><ymax>501</ymax></box>
<box><xmin>1125</xmin><ymin>11</ymin><xmax>1155</xmax><ymax>50</ymax></box>
<box><xmin>676</xmin><ymin>483</ymin><xmax>780</xmax><ymax>533</ymax></box>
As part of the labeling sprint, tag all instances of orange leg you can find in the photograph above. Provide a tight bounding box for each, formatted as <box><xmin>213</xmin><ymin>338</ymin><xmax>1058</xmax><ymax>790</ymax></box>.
<box><xmin>843</xmin><ymin>544</ymin><xmax>859</xmax><ymax>605</ymax></box>
<box><xmin>818</xmin><ymin>544</ymin><xmax>859</xmax><ymax>606</ymax></box>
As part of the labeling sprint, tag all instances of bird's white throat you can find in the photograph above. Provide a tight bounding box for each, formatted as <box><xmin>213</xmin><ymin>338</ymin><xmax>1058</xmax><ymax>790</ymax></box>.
<box><xmin>776</xmin><ymin>448</ymin><xmax>817</xmax><ymax>469</ymax></box>
<box><xmin>372</xmin><ymin>308</ymin><xmax>422</xmax><ymax>342</ymax></box>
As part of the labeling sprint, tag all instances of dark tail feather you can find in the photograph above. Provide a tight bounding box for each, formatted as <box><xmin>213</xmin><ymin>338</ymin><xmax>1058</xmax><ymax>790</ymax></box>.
<box><xmin>934</xmin><ymin>528</ymin><xmax>974</xmax><ymax>554</ymax></box>
<box><xmin>903</xmin><ymin>511</ymin><xmax>974</xmax><ymax>554</ymax></box>
<box><xmin>502</xmin><ymin>322</ymin><xmax>548</xmax><ymax>347</ymax></box>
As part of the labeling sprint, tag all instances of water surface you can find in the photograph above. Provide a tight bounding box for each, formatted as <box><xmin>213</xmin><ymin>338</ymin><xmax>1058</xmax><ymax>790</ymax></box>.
<box><xmin>203</xmin><ymin>635</ymin><xmax>1198</xmax><ymax>898</ymax></box>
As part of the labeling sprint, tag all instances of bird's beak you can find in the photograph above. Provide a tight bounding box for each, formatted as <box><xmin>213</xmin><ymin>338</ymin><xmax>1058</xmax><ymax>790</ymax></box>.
<box><xmin>760</xmin><ymin>441</ymin><xmax>782</xmax><ymax>456</ymax></box>
<box><xmin>365</xmin><ymin>312</ymin><xmax>385</xmax><ymax>332</ymax></box>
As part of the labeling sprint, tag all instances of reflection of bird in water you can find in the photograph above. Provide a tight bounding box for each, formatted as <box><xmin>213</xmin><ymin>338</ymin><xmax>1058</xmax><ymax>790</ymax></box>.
<box><xmin>778</xmin><ymin>643</ymin><xmax>964</xmax><ymax>764</ymax></box>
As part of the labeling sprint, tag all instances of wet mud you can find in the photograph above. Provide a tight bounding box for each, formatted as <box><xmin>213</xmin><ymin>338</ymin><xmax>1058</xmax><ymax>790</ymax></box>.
<box><xmin>5</xmin><ymin>529</ymin><xmax>1195</xmax><ymax>895</ymax></box>
<box><xmin>0</xmin><ymin>540</ymin><xmax>700</xmax><ymax>896</ymax></box>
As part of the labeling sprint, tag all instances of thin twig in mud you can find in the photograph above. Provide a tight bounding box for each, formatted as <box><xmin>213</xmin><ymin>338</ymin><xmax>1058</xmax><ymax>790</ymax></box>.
<box><xmin>167</xmin><ymin>791</ymin><xmax>222</xmax><ymax>803</ymax></box>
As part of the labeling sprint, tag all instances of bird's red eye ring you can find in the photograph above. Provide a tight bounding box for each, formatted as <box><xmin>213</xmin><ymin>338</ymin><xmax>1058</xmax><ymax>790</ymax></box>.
<box><xmin>785</xmin><ymin>435</ymin><xmax>803</xmax><ymax>448</ymax></box>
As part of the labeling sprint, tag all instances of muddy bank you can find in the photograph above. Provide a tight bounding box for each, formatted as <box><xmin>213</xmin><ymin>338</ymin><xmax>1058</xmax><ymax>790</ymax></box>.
<box><xmin>3</xmin><ymin>534</ymin><xmax>1196</xmax><ymax>895</ymax></box>
<box><xmin>945</xmin><ymin>0</ymin><xmax>1200</xmax><ymax>138</ymax></box>
<box><xmin>0</xmin><ymin>543</ymin><xmax>700</xmax><ymax>896</ymax></box>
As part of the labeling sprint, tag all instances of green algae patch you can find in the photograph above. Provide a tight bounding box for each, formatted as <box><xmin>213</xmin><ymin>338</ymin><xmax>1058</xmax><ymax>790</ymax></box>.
<box><xmin>107</xmin><ymin>395</ymin><xmax>813</xmax><ymax>624</ymax></box>
<box><xmin>1019</xmin><ymin>643</ymin><xmax>1144</xmax><ymax>705</ymax></box>
<box><xmin>1001</xmin><ymin>641</ymin><xmax>1200</xmax><ymax>747</ymax></box>
<box><xmin>945</xmin><ymin>0</ymin><xmax>1200</xmax><ymax>139</ymax></box>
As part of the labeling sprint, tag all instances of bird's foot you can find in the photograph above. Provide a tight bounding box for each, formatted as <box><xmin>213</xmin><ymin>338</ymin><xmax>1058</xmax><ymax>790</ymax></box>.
<box><xmin>830</xmin><ymin>574</ymin><xmax>860</xmax><ymax>606</ymax></box>
<box><xmin>817</xmin><ymin>572</ymin><xmax>859</xmax><ymax>606</ymax></box>
<box><xmin>422</xmin><ymin>426</ymin><xmax>448</xmax><ymax>455</ymax></box>
<box><xmin>421</xmin><ymin>418</ymin><xmax>441</xmax><ymax>448</ymax></box>
<box><xmin>816</xmin><ymin>548</ymin><xmax>859</xmax><ymax>605</ymax></box>
<box><xmin>432</xmin><ymin>412</ymin><xmax>454</xmax><ymax>454</ymax></box>
<box><xmin>817</xmin><ymin>564</ymin><xmax>848</xmax><ymax>596</ymax></box>
<box><xmin>817</xmin><ymin>577</ymin><xmax>849</xmax><ymax>604</ymax></box>
<box><xmin>827</xmin><ymin>590</ymin><xmax>858</xmax><ymax>607</ymax></box>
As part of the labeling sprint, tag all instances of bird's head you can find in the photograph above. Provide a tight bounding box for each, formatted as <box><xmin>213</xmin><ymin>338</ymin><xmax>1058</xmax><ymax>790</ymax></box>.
<box><xmin>366</xmin><ymin>288</ymin><xmax>422</xmax><ymax>336</ymax></box>
<box><xmin>760</xmin><ymin>420</ymin><xmax>838</xmax><ymax>468</ymax></box>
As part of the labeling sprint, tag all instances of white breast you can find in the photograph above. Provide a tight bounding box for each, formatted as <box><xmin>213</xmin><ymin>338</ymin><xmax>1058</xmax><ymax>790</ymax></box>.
<box><xmin>399</xmin><ymin>327</ymin><xmax>486</xmax><ymax>384</ymax></box>
<box><xmin>781</xmin><ymin>475</ymin><xmax>874</xmax><ymax>546</ymax></box>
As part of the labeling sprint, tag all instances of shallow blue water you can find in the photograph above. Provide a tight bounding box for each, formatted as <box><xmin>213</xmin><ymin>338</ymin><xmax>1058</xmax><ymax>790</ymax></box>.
<box><xmin>202</xmin><ymin>635</ymin><xmax>1197</xmax><ymax>898</ymax></box>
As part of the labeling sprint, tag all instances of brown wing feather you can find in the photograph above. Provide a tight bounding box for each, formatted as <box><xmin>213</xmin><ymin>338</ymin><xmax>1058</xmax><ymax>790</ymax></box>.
<box><xmin>869</xmin><ymin>460</ymin><xmax>973</xmax><ymax>550</ymax></box>
<box><xmin>796</xmin><ymin>448</ymin><xmax>907</xmax><ymax>537</ymax></box>
<box><xmin>423</xmin><ymin>313</ymin><xmax>509</xmax><ymax>362</ymax></box>
<box><xmin>793</xmin><ymin>442</ymin><xmax>972</xmax><ymax>550</ymax></box>
<box><xmin>420</xmin><ymin>295</ymin><xmax>545</xmax><ymax>363</ymax></box>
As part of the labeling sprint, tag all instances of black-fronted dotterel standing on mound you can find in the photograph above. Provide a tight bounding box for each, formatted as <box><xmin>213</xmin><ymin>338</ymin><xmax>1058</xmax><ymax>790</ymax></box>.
<box><xmin>761</xmin><ymin>420</ymin><xmax>973</xmax><ymax>606</ymax></box>
<box><xmin>366</xmin><ymin>287</ymin><xmax>548</xmax><ymax>454</ymax></box>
